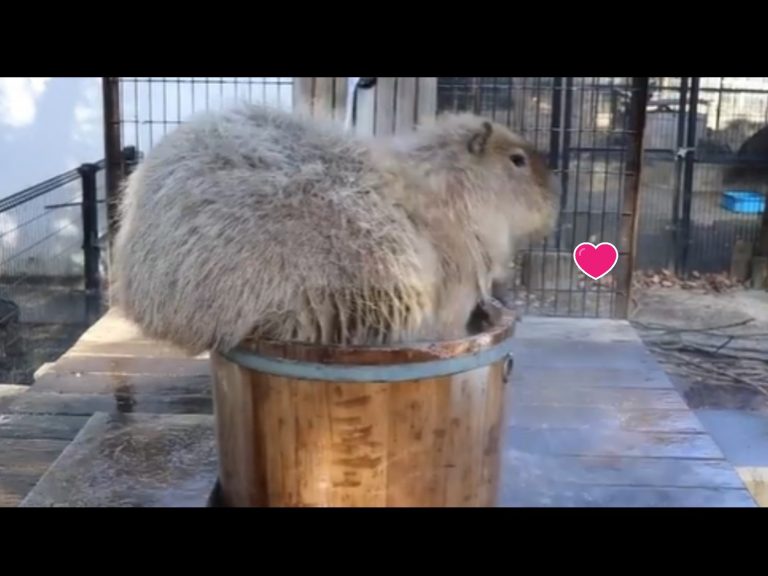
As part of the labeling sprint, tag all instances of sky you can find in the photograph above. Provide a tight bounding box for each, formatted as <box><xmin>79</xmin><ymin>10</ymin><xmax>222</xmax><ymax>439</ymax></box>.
<box><xmin>0</xmin><ymin>77</ymin><xmax>294</xmax><ymax>200</ymax></box>
<box><xmin>4</xmin><ymin>77</ymin><xmax>768</xmax><ymax>202</ymax></box>
<box><xmin>0</xmin><ymin>77</ymin><xmax>295</xmax><ymax>279</ymax></box>
<box><xmin>0</xmin><ymin>77</ymin><xmax>104</xmax><ymax>199</ymax></box>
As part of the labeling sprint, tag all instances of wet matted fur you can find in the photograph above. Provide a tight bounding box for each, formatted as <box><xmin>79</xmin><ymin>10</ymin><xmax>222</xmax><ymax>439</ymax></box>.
<box><xmin>112</xmin><ymin>104</ymin><xmax>558</xmax><ymax>354</ymax></box>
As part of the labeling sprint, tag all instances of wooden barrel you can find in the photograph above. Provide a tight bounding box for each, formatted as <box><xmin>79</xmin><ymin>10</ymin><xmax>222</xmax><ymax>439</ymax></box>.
<box><xmin>210</xmin><ymin>311</ymin><xmax>516</xmax><ymax>507</ymax></box>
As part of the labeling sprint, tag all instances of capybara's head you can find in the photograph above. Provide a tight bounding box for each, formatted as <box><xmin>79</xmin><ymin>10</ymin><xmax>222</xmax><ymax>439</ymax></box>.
<box><xmin>402</xmin><ymin>113</ymin><xmax>560</xmax><ymax>251</ymax></box>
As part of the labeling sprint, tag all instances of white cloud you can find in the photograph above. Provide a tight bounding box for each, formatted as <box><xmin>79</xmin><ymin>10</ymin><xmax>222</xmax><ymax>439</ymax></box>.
<box><xmin>72</xmin><ymin>77</ymin><xmax>102</xmax><ymax>145</ymax></box>
<box><xmin>0</xmin><ymin>77</ymin><xmax>51</xmax><ymax>128</ymax></box>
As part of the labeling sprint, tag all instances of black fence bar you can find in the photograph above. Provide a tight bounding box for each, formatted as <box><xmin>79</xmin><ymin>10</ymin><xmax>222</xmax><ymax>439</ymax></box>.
<box><xmin>103</xmin><ymin>77</ymin><xmax>123</xmax><ymax>261</ymax></box>
<box><xmin>78</xmin><ymin>163</ymin><xmax>100</xmax><ymax>293</ymax></box>
<box><xmin>560</xmin><ymin>77</ymin><xmax>574</xmax><ymax>253</ymax></box>
<box><xmin>103</xmin><ymin>77</ymin><xmax>768</xmax><ymax>320</ymax></box>
<box><xmin>77</xmin><ymin>163</ymin><xmax>102</xmax><ymax>324</ymax></box>
<box><xmin>560</xmin><ymin>77</ymin><xmax>575</xmax><ymax>316</ymax></box>
<box><xmin>550</xmin><ymin>78</ymin><xmax>564</xmax><ymax>249</ymax></box>
<box><xmin>679</xmin><ymin>76</ymin><xmax>700</xmax><ymax>277</ymax></box>
<box><xmin>615</xmin><ymin>77</ymin><xmax>650</xmax><ymax>318</ymax></box>
<box><xmin>670</xmin><ymin>77</ymin><xmax>688</xmax><ymax>273</ymax></box>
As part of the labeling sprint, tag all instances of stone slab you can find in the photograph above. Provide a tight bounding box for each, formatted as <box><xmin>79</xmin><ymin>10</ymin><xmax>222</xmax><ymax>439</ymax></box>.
<box><xmin>509</xmin><ymin>384</ymin><xmax>689</xmax><ymax>411</ymax></box>
<box><xmin>7</xmin><ymin>392</ymin><xmax>212</xmax><ymax>417</ymax></box>
<box><xmin>0</xmin><ymin>438</ymin><xmax>70</xmax><ymax>506</ymax></box>
<box><xmin>515</xmin><ymin>316</ymin><xmax>642</xmax><ymax>343</ymax></box>
<box><xmin>504</xmin><ymin>426</ymin><xmax>725</xmax><ymax>460</ymax></box>
<box><xmin>19</xmin><ymin>412</ymin><xmax>218</xmax><ymax>507</ymax></box>
<box><xmin>510</xmin><ymin>365</ymin><xmax>675</xmax><ymax>390</ymax></box>
<box><xmin>694</xmin><ymin>409</ymin><xmax>768</xmax><ymax>468</ymax></box>
<box><xmin>509</xmin><ymin>338</ymin><xmax>660</xmax><ymax>371</ymax></box>
<box><xmin>51</xmin><ymin>355</ymin><xmax>211</xmax><ymax>378</ymax></box>
<box><xmin>501</xmin><ymin>451</ymin><xmax>748</xmax><ymax>490</ymax></box>
<box><xmin>498</xmin><ymin>483</ymin><xmax>757</xmax><ymax>507</ymax></box>
<box><xmin>31</xmin><ymin>372</ymin><xmax>211</xmax><ymax>397</ymax></box>
<box><xmin>509</xmin><ymin>406</ymin><xmax>706</xmax><ymax>434</ymax></box>
<box><xmin>0</xmin><ymin>384</ymin><xmax>27</xmax><ymax>411</ymax></box>
<box><xmin>0</xmin><ymin>414</ymin><xmax>90</xmax><ymax>441</ymax></box>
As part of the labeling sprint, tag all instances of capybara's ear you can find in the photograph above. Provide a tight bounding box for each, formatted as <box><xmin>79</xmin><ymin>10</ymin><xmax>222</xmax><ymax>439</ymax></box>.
<box><xmin>467</xmin><ymin>121</ymin><xmax>493</xmax><ymax>156</ymax></box>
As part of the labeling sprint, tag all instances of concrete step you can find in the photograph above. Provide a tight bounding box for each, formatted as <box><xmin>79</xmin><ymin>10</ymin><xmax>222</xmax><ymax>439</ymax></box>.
<box><xmin>6</xmin><ymin>391</ymin><xmax>212</xmax><ymax>417</ymax></box>
<box><xmin>0</xmin><ymin>438</ymin><xmax>70</xmax><ymax>507</ymax></box>
<box><xmin>0</xmin><ymin>384</ymin><xmax>28</xmax><ymax>411</ymax></box>
<box><xmin>19</xmin><ymin>412</ymin><xmax>218</xmax><ymax>507</ymax></box>
<box><xmin>695</xmin><ymin>409</ymin><xmax>768</xmax><ymax>507</ymax></box>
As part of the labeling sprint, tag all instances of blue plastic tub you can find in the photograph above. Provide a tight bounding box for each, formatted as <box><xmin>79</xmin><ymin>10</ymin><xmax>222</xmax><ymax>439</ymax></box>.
<box><xmin>721</xmin><ymin>190</ymin><xmax>765</xmax><ymax>214</ymax></box>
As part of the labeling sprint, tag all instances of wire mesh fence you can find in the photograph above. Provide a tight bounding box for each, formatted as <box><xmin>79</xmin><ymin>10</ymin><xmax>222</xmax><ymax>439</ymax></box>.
<box><xmin>107</xmin><ymin>77</ymin><xmax>648</xmax><ymax>319</ymax></box>
<box><xmin>639</xmin><ymin>77</ymin><xmax>768</xmax><ymax>277</ymax></box>
<box><xmin>0</xmin><ymin>162</ymin><xmax>107</xmax><ymax>383</ymax></box>
<box><xmin>437</xmin><ymin>77</ymin><xmax>645</xmax><ymax>318</ymax></box>
<box><xmin>437</xmin><ymin>77</ymin><xmax>768</xmax><ymax>315</ymax></box>
<box><xmin>104</xmin><ymin>77</ymin><xmax>768</xmax><ymax>320</ymax></box>
<box><xmin>117</xmin><ymin>77</ymin><xmax>294</xmax><ymax>154</ymax></box>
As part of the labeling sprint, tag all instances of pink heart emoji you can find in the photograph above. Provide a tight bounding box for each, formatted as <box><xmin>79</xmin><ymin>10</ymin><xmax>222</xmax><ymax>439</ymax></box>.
<box><xmin>573</xmin><ymin>242</ymin><xmax>619</xmax><ymax>281</ymax></box>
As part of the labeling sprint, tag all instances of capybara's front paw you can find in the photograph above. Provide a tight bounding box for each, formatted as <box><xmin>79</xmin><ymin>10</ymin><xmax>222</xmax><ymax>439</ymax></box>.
<box><xmin>466</xmin><ymin>297</ymin><xmax>510</xmax><ymax>334</ymax></box>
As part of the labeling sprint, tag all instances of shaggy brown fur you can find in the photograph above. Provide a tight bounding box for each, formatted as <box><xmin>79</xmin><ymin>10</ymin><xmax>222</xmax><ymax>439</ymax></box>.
<box><xmin>112</xmin><ymin>104</ymin><xmax>558</xmax><ymax>354</ymax></box>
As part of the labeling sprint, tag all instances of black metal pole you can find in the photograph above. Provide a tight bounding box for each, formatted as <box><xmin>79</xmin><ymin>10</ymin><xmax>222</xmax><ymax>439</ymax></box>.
<box><xmin>679</xmin><ymin>77</ymin><xmax>700</xmax><ymax>277</ymax></box>
<box><xmin>556</xmin><ymin>78</ymin><xmax>574</xmax><ymax>315</ymax></box>
<box><xmin>559</xmin><ymin>77</ymin><xmax>574</xmax><ymax>249</ymax></box>
<box><xmin>102</xmin><ymin>77</ymin><xmax>123</xmax><ymax>263</ymax></box>
<box><xmin>550</xmin><ymin>77</ymin><xmax>564</xmax><ymax>249</ymax></box>
<box><xmin>549</xmin><ymin>78</ymin><xmax>563</xmax><ymax>172</ymax></box>
<box><xmin>615</xmin><ymin>77</ymin><xmax>650</xmax><ymax>318</ymax></box>
<box><xmin>78</xmin><ymin>163</ymin><xmax>101</xmax><ymax>323</ymax></box>
<box><xmin>670</xmin><ymin>77</ymin><xmax>689</xmax><ymax>273</ymax></box>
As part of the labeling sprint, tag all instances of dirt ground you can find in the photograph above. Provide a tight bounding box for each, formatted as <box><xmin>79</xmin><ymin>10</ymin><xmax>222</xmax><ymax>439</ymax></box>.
<box><xmin>630</xmin><ymin>283</ymin><xmax>768</xmax><ymax>414</ymax></box>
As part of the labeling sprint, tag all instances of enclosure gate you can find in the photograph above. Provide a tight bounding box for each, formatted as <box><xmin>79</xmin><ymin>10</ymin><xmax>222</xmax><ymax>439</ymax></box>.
<box><xmin>638</xmin><ymin>77</ymin><xmax>768</xmax><ymax>279</ymax></box>
<box><xmin>102</xmin><ymin>77</ymin><xmax>650</xmax><ymax>320</ymax></box>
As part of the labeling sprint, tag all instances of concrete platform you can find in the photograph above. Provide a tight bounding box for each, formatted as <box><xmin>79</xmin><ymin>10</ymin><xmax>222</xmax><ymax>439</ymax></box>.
<box><xmin>499</xmin><ymin>316</ymin><xmax>758</xmax><ymax>507</ymax></box>
<box><xmin>0</xmin><ymin>385</ymin><xmax>26</xmax><ymax>411</ymax></box>
<box><xmin>19</xmin><ymin>412</ymin><xmax>218</xmax><ymax>507</ymax></box>
<box><xmin>0</xmin><ymin>309</ymin><xmax>760</xmax><ymax>507</ymax></box>
<box><xmin>695</xmin><ymin>409</ymin><xmax>768</xmax><ymax>506</ymax></box>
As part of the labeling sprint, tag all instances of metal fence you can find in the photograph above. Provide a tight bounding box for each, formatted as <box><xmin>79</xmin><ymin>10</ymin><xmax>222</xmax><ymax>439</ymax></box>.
<box><xmin>104</xmin><ymin>77</ymin><xmax>649</xmax><ymax>320</ymax></box>
<box><xmin>0</xmin><ymin>161</ymin><xmax>108</xmax><ymax>383</ymax></box>
<box><xmin>437</xmin><ymin>77</ymin><xmax>648</xmax><ymax>318</ymax></box>
<box><xmin>116</xmin><ymin>77</ymin><xmax>294</xmax><ymax>153</ymax></box>
<box><xmin>101</xmin><ymin>77</ymin><xmax>768</xmax><ymax>321</ymax></box>
<box><xmin>103</xmin><ymin>77</ymin><xmax>295</xmax><ymax>245</ymax></box>
<box><xmin>437</xmin><ymin>77</ymin><xmax>768</xmax><ymax>314</ymax></box>
<box><xmin>639</xmin><ymin>77</ymin><xmax>768</xmax><ymax>276</ymax></box>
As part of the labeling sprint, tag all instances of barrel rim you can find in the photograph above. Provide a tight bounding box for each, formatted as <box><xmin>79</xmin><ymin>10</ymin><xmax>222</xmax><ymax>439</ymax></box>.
<box><xmin>229</xmin><ymin>309</ymin><xmax>517</xmax><ymax>366</ymax></box>
<box><xmin>216</xmin><ymin>335</ymin><xmax>515</xmax><ymax>383</ymax></box>
<box><xmin>214</xmin><ymin>310</ymin><xmax>517</xmax><ymax>383</ymax></box>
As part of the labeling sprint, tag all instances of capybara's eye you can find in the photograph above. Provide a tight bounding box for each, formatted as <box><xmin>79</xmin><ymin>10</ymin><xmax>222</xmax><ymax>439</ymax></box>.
<box><xmin>510</xmin><ymin>153</ymin><xmax>526</xmax><ymax>167</ymax></box>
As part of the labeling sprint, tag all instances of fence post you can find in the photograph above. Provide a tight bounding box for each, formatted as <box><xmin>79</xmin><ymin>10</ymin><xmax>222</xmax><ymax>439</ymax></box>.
<box><xmin>293</xmin><ymin>78</ymin><xmax>350</xmax><ymax>122</ymax></box>
<box><xmin>670</xmin><ymin>77</ymin><xmax>689</xmax><ymax>273</ymax></box>
<box><xmin>678</xmin><ymin>76</ymin><xmax>700</xmax><ymax>278</ymax></box>
<box><xmin>78</xmin><ymin>163</ymin><xmax>101</xmax><ymax>323</ymax></box>
<box><xmin>615</xmin><ymin>77</ymin><xmax>650</xmax><ymax>318</ymax></box>
<box><xmin>350</xmin><ymin>78</ymin><xmax>438</xmax><ymax>137</ymax></box>
<box><xmin>102</xmin><ymin>77</ymin><xmax>122</xmax><ymax>263</ymax></box>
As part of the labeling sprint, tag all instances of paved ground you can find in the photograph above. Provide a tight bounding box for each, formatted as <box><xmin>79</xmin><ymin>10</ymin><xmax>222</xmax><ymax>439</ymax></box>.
<box><xmin>3</xmin><ymin>309</ymin><xmax>758</xmax><ymax>507</ymax></box>
<box><xmin>630</xmin><ymin>284</ymin><xmax>768</xmax><ymax>505</ymax></box>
